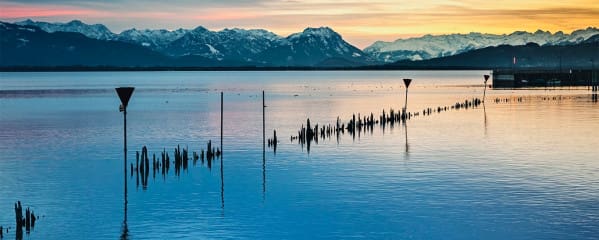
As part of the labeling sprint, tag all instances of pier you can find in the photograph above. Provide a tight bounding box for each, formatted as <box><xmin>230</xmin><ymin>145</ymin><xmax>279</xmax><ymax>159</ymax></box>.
<box><xmin>492</xmin><ymin>69</ymin><xmax>599</xmax><ymax>89</ymax></box>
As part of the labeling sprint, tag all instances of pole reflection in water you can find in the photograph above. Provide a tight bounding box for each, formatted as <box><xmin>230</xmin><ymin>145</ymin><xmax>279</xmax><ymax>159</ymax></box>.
<box><xmin>220</xmin><ymin>92</ymin><xmax>225</xmax><ymax>212</ymax></box>
<box><xmin>403</xmin><ymin>122</ymin><xmax>409</xmax><ymax>156</ymax></box>
<box><xmin>120</xmin><ymin>181</ymin><xmax>129</xmax><ymax>240</ymax></box>
<box><xmin>484</xmin><ymin>104</ymin><xmax>488</xmax><ymax>137</ymax></box>
<box><xmin>262</xmin><ymin>151</ymin><xmax>266</xmax><ymax>201</ymax></box>
<box><xmin>262</xmin><ymin>91</ymin><xmax>266</xmax><ymax>200</ymax></box>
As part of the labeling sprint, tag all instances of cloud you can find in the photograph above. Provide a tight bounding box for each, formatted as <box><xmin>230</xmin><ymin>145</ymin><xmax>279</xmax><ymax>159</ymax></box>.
<box><xmin>0</xmin><ymin>0</ymin><xmax>597</xmax><ymax>48</ymax></box>
<box><xmin>0</xmin><ymin>2</ymin><xmax>106</xmax><ymax>18</ymax></box>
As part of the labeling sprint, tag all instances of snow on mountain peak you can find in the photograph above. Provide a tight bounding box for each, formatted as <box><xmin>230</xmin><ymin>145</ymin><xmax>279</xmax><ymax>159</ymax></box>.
<box><xmin>302</xmin><ymin>27</ymin><xmax>338</xmax><ymax>37</ymax></box>
<box><xmin>192</xmin><ymin>26</ymin><xmax>210</xmax><ymax>33</ymax></box>
<box><xmin>365</xmin><ymin>27</ymin><xmax>599</xmax><ymax>62</ymax></box>
<box><xmin>15</xmin><ymin>19</ymin><xmax>115</xmax><ymax>40</ymax></box>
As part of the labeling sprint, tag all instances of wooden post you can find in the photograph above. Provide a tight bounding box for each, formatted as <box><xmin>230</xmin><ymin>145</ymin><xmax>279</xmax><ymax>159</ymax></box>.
<box><xmin>116</xmin><ymin>87</ymin><xmax>134</xmax><ymax>208</ymax></box>
<box><xmin>220</xmin><ymin>91</ymin><xmax>224</xmax><ymax>210</ymax></box>
<box><xmin>262</xmin><ymin>90</ymin><xmax>266</xmax><ymax>197</ymax></box>
<box><xmin>123</xmin><ymin>105</ymin><xmax>127</xmax><ymax>204</ymax></box>
<box><xmin>221</xmin><ymin>92</ymin><xmax>223</xmax><ymax>156</ymax></box>
<box><xmin>403</xmin><ymin>79</ymin><xmax>412</xmax><ymax>118</ymax></box>
<box><xmin>263</xmin><ymin>91</ymin><xmax>265</xmax><ymax>154</ymax></box>
<box><xmin>115</xmin><ymin>87</ymin><xmax>135</xmax><ymax>211</ymax></box>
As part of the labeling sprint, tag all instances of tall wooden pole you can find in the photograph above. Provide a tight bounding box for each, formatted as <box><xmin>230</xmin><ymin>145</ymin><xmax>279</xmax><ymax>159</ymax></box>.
<box><xmin>220</xmin><ymin>91</ymin><xmax>224</xmax><ymax>210</ymax></box>
<box><xmin>403</xmin><ymin>79</ymin><xmax>412</xmax><ymax>115</ymax></box>
<box><xmin>404</xmin><ymin>88</ymin><xmax>408</xmax><ymax>112</ymax></box>
<box><xmin>263</xmin><ymin>91</ymin><xmax>265</xmax><ymax>154</ymax></box>
<box><xmin>115</xmin><ymin>87</ymin><xmax>134</xmax><ymax>229</ymax></box>
<box><xmin>262</xmin><ymin>91</ymin><xmax>266</xmax><ymax>197</ymax></box>
<box><xmin>123</xmin><ymin>108</ymin><xmax>127</xmax><ymax>208</ymax></box>
<box><xmin>115</xmin><ymin>87</ymin><xmax>134</xmax><ymax>207</ymax></box>
<box><xmin>221</xmin><ymin>92</ymin><xmax>223</xmax><ymax>155</ymax></box>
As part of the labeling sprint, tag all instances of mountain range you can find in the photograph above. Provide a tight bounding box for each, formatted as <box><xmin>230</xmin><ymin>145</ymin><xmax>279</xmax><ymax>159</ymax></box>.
<box><xmin>391</xmin><ymin>40</ymin><xmax>599</xmax><ymax>69</ymax></box>
<box><xmin>1</xmin><ymin>19</ymin><xmax>598</xmax><ymax>68</ymax></box>
<box><xmin>365</xmin><ymin>28</ymin><xmax>599</xmax><ymax>63</ymax></box>
<box><xmin>8</xmin><ymin>19</ymin><xmax>372</xmax><ymax>67</ymax></box>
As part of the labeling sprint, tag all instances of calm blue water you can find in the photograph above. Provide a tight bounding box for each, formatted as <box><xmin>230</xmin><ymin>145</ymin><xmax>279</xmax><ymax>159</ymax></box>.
<box><xmin>0</xmin><ymin>71</ymin><xmax>598</xmax><ymax>239</ymax></box>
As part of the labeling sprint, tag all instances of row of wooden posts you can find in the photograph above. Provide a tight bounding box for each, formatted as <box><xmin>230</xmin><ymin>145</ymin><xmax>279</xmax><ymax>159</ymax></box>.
<box><xmin>6</xmin><ymin>201</ymin><xmax>37</xmax><ymax>239</ymax></box>
<box><xmin>129</xmin><ymin>141</ymin><xmax>223</xmax><ymax>188</ymax></box>
<box><xmin>289</xmin><ymin>74</ymin><xmax>598</xmax><ymax>153</ymax></box>
<box><xmin>3</xmin><ymin>202</ymin><xmax>38</xmax><ymax>239</ymax></box>
<box><xmin>493</xmin><ymin>94</ymin><xmax>598</xmax><ymax>103</ymax></box>
<box><xmin>115</xmin><ymin>76</ymin><xmax>493</xmax><ymax>175</ymax></box>
<box><xmin>291</xmin><ymin>77</ymin><xmax>487</xmax><ymax>152</ymax></box>
<box><xmin>115</xmin><ymin>76</ymin><xmax>491</xmax><ymax>179</ymax></box>
<box><xmin>291</xmin><ymin>97</ymin><xmax>484</xmax><ymax>152</ymax></box>
<box><xmin>117</xmin><ymin>90</ymin><xmax>227</xmax><ymax>191</ymax></box>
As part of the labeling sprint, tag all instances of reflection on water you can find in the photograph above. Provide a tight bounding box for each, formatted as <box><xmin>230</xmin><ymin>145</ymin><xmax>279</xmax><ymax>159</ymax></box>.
<box><xmin>483</xmin><ymin>104</ymin><xmax>488</xmax><ymax>137</ymax></box>
<box><xmin>121</xmin><ymin>179</ymin><xmax>129</xmax><ymax>240</ymax></box>
<box><xmin>404</xmin><ymin>122</ymin><xmax>409</xmax><ymax>155</ymax></box>
<box><xmin>220</xmin><ymin>156</ymin><xmax>225</xmax><ymax>211</ymax></box>
<box><xmin>0</xmin><ymin>71</ymin><xmax>598</xmax><ymax>239</ymax></box>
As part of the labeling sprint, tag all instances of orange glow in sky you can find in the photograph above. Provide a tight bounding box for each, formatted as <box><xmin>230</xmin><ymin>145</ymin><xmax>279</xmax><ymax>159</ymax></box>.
<box><xmin>1</xmin><ymin>0</ymin><xmax>597</xmax><ymax>48</ymax></box>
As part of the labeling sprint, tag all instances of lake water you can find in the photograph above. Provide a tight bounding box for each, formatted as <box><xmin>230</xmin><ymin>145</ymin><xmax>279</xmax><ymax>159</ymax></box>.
<box><xmin>0</xmin><ymin>71</ymin><xmax>598</xmax><ymax>239</ymax></box>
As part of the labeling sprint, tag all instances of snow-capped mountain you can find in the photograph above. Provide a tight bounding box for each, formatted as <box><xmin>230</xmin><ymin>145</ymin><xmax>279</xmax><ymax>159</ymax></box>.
<box><xmin>163</xmin><ymin>26</ymin><xmax>284</xmax><ymax>61</ymax></box>
<box><xmin>257</xmin><ymin>27</ymin><xmax>370</xmax><ymax>66</ymax></box>
<box><xmin>15</xmin><ymin>19</ymin><xmax>116</xmax><ymax>40</ymax></box>
<box><xmin>10</xmin><ymin>19</ymin><xmax>372</xmax><ymax>66</ymax></box>
<box><xmin>165</xmin><ymin>26</ymin><xmax>371</xmax><ymax>66</ymax></box>
<box><xmin>365</xmin><ymin>27</ymin><xmax>599</xmax><ymax>62</ymax></box>
<box><xmin>116</xmin><ymin>28</ymin><xmax>189</xmax><ymax>52</ymax></box>
<box><xmin>0</xmin><ymin>22</ymin><xmax>171</xmax><ymax>67</ymax></box>
<box><xmin>11</xmin><ymin>19</ymin><xmax>595</xmax><ymax>67</ymax></box>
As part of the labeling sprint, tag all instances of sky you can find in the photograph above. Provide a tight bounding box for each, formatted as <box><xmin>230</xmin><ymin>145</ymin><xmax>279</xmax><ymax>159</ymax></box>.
<box><xmin>1</xmin><ymin>0</ymin><xmax>598</xmax><ymax>48</ymax></box>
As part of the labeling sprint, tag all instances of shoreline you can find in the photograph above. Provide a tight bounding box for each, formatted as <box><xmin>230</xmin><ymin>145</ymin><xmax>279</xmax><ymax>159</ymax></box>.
<box><xmin>0</xmin><ymin>66</ymin><xmax>493</xmax><ymax>72</ymax></box>
<box><xmin>2</xmin><ymin>66</ymin><xmax>596</xmax><ymax>73</ymax></box>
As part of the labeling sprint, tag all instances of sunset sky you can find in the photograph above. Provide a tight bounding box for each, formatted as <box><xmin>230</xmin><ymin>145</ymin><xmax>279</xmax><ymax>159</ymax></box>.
<box><xmin>1</xmin><ymin>0</ymin><xmax>598</xmax><ymax>48</ymax></box>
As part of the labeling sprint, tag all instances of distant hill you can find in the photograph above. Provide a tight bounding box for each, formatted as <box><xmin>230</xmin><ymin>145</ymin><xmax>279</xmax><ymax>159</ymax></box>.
<box><xmin>390</xmin><ymin>40</ymin><xmax>599</xmax><ymax>69</ymax></box>
<box><xmin>365</xmin><ymin>28</ymin><xmax>599</xmax><ymax>63</ymax></box>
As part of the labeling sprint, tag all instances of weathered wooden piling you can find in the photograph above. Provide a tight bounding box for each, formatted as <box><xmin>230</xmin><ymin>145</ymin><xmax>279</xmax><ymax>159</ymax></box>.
<box><xmin>15</xmin><ymin>201</ymin><xmax>22</xmax><ymax>229</ymax></box>
<box><xmin>183</xmin><ymin>146</ymin><xmax>188</xmax><ymax>170</ymax></box>
<box><xmin>25</xmin><ymin>207</ymin><xmax>30</xmax><ymax>232</ymax></box>
<box><xmin>193</xmin><ymin>151</ymin><xmax>199</xmax><ymax>165</ymax></box>
<box><xmin>152</xmin><ymin>153</ymin><xmax>156</xmax><ymax>179</ymax></box>
<box><xmin>31</xmin><ymin>211</ymin><xmax>36</xmax><ymax>228</ymax></box>
<box><xmin>136</xmin><ymin>162</ymin><xmax>139</xmax><ymax>188</ymax></box>
<box><xmin>200</xmin><ymin>149</ymin><xmax>205</xmax><ymax>163</ymax></box>
<box><xmin>289</xmin><ymin>88</ymin><xmax>496</xmax><ymax>154</ymax></box>
<box><xmin>143</xmin><ymin>146</ymin><xmax>149</xmax><ymax>176</ymax></box>
<box><xmin>13</xmin><ymin>202</ymin><xmax>37</xmax><ymax>235</ymax></box>
<box><xmin>267</xmin><ymin>130</ymin><xmax>278</xmax><ymax>152</ymax></box>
